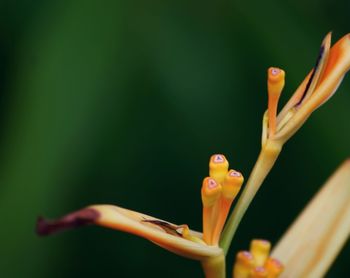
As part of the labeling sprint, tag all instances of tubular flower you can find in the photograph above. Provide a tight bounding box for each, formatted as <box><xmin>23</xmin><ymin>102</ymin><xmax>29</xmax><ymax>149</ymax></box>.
<box><xmin>37</xmin><ymin>154</ymin><xmax>243</xmax><ymax>278</ymax></box>
<box><xmin>233</xmin><ymin>240</ymin><xmax>284</xmax><ymax>278</ymax></box>
<box><xmin>220</xmin><ymin>33</ymin><xmax>350</xmax><ymax>252</ymax></box>
<box><xmin>203</xmin><ymin>155</ymin><xmax>244</xmax><ymax>246</ymax></box>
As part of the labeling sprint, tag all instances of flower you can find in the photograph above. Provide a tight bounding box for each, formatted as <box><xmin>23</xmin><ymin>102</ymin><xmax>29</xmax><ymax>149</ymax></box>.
<box><xmin>37</xmin><ymin>33</ymin><xmax>350</xmax><ymax>278</ymax></box>
<box><xmin>220</xmin><ymin>33</ymin><xmax>350</xmax><ymax>251</ymax></box>
<box><xmin>37</xmin><ymin>154</ymin><xmax>244</xmax><ymax>278</ymax></box>
<box><xmin>264</xmin><ymin>32</ymin><xmax>350</xmax><ymax>145</ymax></box>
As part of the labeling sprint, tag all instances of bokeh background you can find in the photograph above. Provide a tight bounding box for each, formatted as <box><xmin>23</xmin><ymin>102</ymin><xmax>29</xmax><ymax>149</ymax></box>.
<box><xmin>1</xmin><ymin>0</ymin><xmax>350</xmax><ymax>277</ymax></box>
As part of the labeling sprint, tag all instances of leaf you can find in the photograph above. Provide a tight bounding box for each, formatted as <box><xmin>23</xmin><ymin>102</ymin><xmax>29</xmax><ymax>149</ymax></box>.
<box><xmin>271</xmin><ymin>159</ymin><xmax>350</xmax><ymax>277</ymax></box>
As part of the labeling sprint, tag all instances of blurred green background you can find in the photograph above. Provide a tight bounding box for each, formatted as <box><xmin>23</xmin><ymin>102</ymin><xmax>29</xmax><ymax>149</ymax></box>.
<box><xmin>0</xmin><ymin>0</ymin><xmax>349</xmax><ymax>277</ymax></box>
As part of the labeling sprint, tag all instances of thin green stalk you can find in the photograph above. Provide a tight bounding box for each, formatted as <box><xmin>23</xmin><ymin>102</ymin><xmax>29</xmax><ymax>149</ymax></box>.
<box><xmin>219</xmin><ymin>140</ymin><xmax>283</xmax><ymax>254</ymax></box>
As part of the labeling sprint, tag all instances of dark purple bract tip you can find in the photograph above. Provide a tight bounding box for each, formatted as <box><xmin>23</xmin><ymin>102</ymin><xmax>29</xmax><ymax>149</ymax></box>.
<box><xmin>36</xmin><ymin>208</ymin><xmax>100</xmax><ymax>236</ymax></box>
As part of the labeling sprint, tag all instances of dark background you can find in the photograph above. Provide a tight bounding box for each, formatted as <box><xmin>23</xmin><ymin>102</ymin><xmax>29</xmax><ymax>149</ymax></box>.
<box><xmin>0</xmin><ymin>0</ymin><xmax>349</xmax><ymax>277</ymax></box>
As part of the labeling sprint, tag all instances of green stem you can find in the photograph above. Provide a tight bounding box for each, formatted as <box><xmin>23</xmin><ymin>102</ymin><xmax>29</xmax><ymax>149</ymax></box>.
<box><xmin>201</xmin><ymin>252</ymin><xmax>226</xmax><ymax>278</ymax></box>
<box><xmin>219</xmin><ymin>140</ymin><xmax>283</xmax><ymax>255</ymax></box>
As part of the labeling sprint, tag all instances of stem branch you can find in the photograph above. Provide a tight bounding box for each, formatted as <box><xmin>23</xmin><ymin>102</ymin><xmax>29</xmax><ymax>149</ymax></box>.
<box><xmin>220</xmin><ymin>140</ymin><xmax>283</xmax><ymax>254</ymax></box>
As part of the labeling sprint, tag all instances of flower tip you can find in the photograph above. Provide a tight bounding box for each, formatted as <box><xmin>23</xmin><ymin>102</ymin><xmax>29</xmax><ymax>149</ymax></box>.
<box><xmin>268</xmin><ymin>67</ymin><xmax>285</xmax><ymax>84</ymax></box>
<box><xmin>210</xmin><ymin>154</ymin><xmax>227</xmax><ymax>164</ymax></box>
<box><xmin>204</xmin><ymin>177</ymin><xmax>220</xmax><ymax>190</ymax></box>
<box><xmin>201</xmin><ymin>177</ymin><xmax>222</xmax><ymax>207</ymax></box>
<box><xmin>228</xmin><ymin>169</ymin><xmax>243</xmax><ymax>179</ymax></box>
<box><xmin>222</xmin><ymin>170</ymin><xmax>244</xmax><ymax>199</ymax></box>
<box><xmin>236</xmin><ymin>250</ymin><xmax>255</xmax><ymax>265</ymax></box>
<box><xmin>251</xmin><ymin>266</ymin><xmax>268</xmax><ymax>278</ymax></box>
<box><xmin>209</xmin><ymin>154</ymin><xmax>229</xmax><ymax>183</ymax></box>
<box><xmin>233</xmin><ymin>251</ymin><xmax>255</xmax><ymax>277</ymax></box>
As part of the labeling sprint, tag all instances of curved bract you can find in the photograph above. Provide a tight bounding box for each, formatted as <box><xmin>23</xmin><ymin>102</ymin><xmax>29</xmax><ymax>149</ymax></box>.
<box><xmin>271</xmin><ymin>33</ymin><xmax>350</xmax><ymax>144</ymax></box>
<box><xmin>38</xmin><ymin>204</ymin><xmax>222</xmax><ymax>261</ymax></box>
